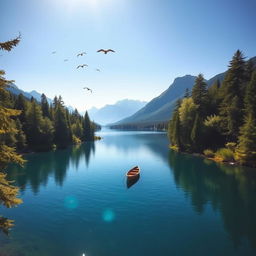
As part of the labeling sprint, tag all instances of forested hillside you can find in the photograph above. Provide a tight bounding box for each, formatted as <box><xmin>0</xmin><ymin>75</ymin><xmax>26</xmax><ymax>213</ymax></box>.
<box><xmin>168</xmin><ymin>50</ymin><xmax>256</xmax><ymax>167</ymax></box>
<box><xmin>0</xmin><ymin>77</ymin><xmax>98</xmax><ymax>152</ymax></box>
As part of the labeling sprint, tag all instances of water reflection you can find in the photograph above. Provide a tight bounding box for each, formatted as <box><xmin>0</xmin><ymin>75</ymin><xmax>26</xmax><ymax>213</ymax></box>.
<box><xmin>168</xmin><ymin>150</ymin><xmax>256</xmax><ymax>249</ymax></box>
<box><xmin>7</xmin><ymin>142</ymin><xmax>95</xmax><ymax>193</ymax></box>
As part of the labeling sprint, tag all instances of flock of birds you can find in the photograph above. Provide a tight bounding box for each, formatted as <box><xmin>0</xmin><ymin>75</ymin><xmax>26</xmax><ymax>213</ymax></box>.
<box><xmin>51</xmin><ymin>48</ymin><xmax>115</xmax><ymax>93</ymax></box>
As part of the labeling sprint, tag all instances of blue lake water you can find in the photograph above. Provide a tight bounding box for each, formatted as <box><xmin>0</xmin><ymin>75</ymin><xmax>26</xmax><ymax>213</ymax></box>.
<box><xmin>1</xmin><ymin>130</ymin><xmax>256</xmax><ymax>256</ymax></box>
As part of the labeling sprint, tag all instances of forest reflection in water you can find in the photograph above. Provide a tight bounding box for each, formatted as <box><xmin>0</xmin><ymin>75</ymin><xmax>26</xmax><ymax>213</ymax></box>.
<box><xmin>168</xmin><ymin>150</ymin><xmax>256</xmax><ymax>250</ymax></box>
<box><xmin>7</xmin><ymin>142</ymin><xmax>95</xmax><ymax>194</ymax></box>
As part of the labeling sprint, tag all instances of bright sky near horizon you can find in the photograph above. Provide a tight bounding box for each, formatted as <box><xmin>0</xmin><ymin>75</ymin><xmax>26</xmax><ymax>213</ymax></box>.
<box><xmin>1</xmin><ymin>0</ymin><xmax>256</xmax><ymax>111</ymax></box>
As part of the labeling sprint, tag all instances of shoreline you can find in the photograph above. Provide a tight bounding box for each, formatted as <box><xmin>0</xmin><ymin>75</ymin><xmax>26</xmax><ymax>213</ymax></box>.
<box><xmin>169</xmin><ymin>147</ymin><xmax>254</xmax><ymax>169</ymax></box>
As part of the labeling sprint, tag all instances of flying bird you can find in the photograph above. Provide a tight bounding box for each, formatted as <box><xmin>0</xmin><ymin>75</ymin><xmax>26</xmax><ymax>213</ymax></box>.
<box><xmin>96</xmin><ymin>68</ymin><xmax>101</xmax><ymax>72</ymax></box>
<box><xmin>97</xmin><ymin>49</ymin><xmax>115</xmax><ymax>54</ymax></box>
<box><xmin>83</xmin><ymin>87</ymin><xmax>92</xmax><ymax>93</ymax></box>
<box><xmin>77</xmin><ymin>64</ymin><xmax>88</xmax><ymax>69</ymax></box>
<box><xmin>52</xmin><ymin>51</ymin><xmax>56</xmax><ymax>54</ymax></box>
<box><xmin>77</xmin><ymin>52</ymin><xmax>86</xmax><ymax>57</ymax></box>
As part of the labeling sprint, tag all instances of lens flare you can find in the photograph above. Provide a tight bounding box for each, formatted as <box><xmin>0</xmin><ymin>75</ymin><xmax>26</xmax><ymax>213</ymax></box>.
<box><xmin>64</xmin><ymin>196</ymin><xmax>79</xmax><ymax>209</ymax></box>
<box><xmin>102</xmin><ymin>209</ymin><xmax>115</xmax><ymax>222</ymax></box>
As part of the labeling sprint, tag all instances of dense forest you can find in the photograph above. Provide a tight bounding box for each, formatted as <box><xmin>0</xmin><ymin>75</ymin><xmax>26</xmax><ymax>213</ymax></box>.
<box><xmin>4</xmin><ymin>89</ymin><xmax>99</xmax><ymax>152</ymax></box>
<box><xmin>168</xmin><ymin>50</ymin><xmax>256</xmax><ymax>167</ymax></box>
<box><xmin>0</xmin><ymin>90</ymin><xmax>98</xmax><ymax>152</ymax></box>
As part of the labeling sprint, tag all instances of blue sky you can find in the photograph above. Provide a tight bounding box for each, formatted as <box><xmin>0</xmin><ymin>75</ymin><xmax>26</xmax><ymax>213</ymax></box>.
<box><xmin>1</xmin><ymin>0</ymin><xmax>256</xmax><ymax>110</ymax></box>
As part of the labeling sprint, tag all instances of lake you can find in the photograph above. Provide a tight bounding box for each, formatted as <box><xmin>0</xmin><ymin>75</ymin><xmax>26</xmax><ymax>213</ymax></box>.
<box><xmin>1</xmin><ymin>129</ymin><xmax>256</xmax><ymax>256</ymax></box>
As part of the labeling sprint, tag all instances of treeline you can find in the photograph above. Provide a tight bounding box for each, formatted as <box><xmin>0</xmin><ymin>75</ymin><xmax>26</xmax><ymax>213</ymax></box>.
<box><xmin>0</xmin><ymin>88</ymin><xmax>99</xmax><ymax>152</ymax></box>
<box><xmin>168</xmin><ymin>50</ymin><xmax>256</xmax><ymax>167</ymax></box>
<box><xmin>110</xmin><ymin>121</ymin><xmax>168</xmax><ymax>131</ymax></box>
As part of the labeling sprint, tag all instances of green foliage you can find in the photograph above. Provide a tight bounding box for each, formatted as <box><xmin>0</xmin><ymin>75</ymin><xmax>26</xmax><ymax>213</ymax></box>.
<box><xmin>168</xmin><ymin>110</ymin><xmax>180</xmax><ymax>148</ymax></box>
<box><xmin>190</xmin><ymin>113</ymin><xmax>201</xmax><ymax>151</ymax></box>
<box><xmin>192</xmin><ymin>74</ymin><xmax>209</xmax><ymax>116</ymax></box>
<box><xmin>215</xmin><ymin>148</ymin><xmax>235</xmax><ymax>162</ymax></box>
<box><xmin>203</xmin><ymin>149</ymin><xmax>215</xmax><ymax>158</ymax></box>
<box><xmin>72</xmin><ymin>135</ymin><xmax>82</xmax><ymax>144</ymax></box>
<box><xmin>178</xmin><ymin>97</ymin><xmax>198</xmax><ymax>125</ymax></box>
<box><xmin>168</xmin><ymin>50</ymin><xmax>256</xmax><ymax>166</ymax></box>
<box><xmin>235</xmin><ymin>115</ymin><xmax>256</xmax><ymax>167</ymax></box>
<box><xmin>244</xmin><ymin>71</ymin><xmax>256</xmax><ymax>117</ymax></box>
<box><xmin>225</xmin><ymin>142</ymin><xmax>236</xmax><ymax>151</ymax></box>
<box><xmin>0</xmin><ymin>34</ymin><xmax>24</xmax><ymax>233</ymax></box>
<box><xmin>83</xmin><ymin>111</ymin><xmax>95</xmax><ymax>141</ymax></box>
<box><xmin>220</xmin><ymin>50</ymin><xmax>246</xmax><ymax>138</ymax></box>
<box><xmin>0</xmin><ymin>33</ymin><xmax>21</xmax><ymax>51</ymax></box>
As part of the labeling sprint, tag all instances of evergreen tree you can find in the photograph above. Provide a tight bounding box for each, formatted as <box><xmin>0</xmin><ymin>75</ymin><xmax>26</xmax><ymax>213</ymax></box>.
<box><xmin>192</xmin><ymin>74</ymin><xmax>208</xmax><ymax>117</ymax></box>
<box><xmin>244</xmin><ymin>71</ymin><xmax>256</xmax><ymax>118</ymax></box>
<box><xmin>190</xmin><ymin>113</ymin><xmax>201</xmax><ymax>151</ymax></box>
<box><xmin>14</xmin><ymin>94</ymin><xmax>27</xmax><ymax>123</ymax></box>
<box><xmin>0</xmin><ymin>33</ymin><xmax>23</xmax><ymax>233</ymax></box>
<box><xmin>0</xmin><ymin>33</ymin><xmax>21</xmax><ymax>51</ymax></box>
<box><xmin>245</xmin><ymin>59</ymin><xmax>255</xmax><ymax>82</ymax></box>
<box><xmin>220</xmin><ymin>50</ymin><xmax>246</xmax><ymax>138</ymax></box>
<box><xmin>41</xmin><ymin>93</ymin><xmax>50</xmax><ymax>118</ymax></box>
<box><xmin>83</xmin><ymin>111</ymin><xmax>94</xmax><ymax>141</ymax></box>
<box><xmin>235</xmin><ymin>114</ymin><xmax>256</xmax><ymax>167</ymax></box>
<box><xmin>26</xmin><ymin>100</ymin><xmax>44</xmax><ymax>149</ymax></box>
<box><xmin>40</xmin><ymin>117</ymin><xmax>54</xmax><ymax>150</ymax></box>
<box><xmin>15</xmin><ymin>119</ymin><xmax>26</xmax><ymax>151</ymax></box>
<box><xmin>54</xmin><ymin>98</ymin><xmax>71</xmax><ymax>148</ymax></box>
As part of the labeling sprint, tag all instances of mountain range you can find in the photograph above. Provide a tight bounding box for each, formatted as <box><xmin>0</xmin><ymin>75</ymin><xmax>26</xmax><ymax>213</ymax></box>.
<box><xmin>88</xmin><ymin>99</ymin><xmax>147</xmax><ymax>125</ymax></box>
<box><xmin>7</xmin><ymin>84</ymin><xmax>75</xmax><ymax>112</ymax></box>
<box><xmin>111</xmin><ymin>56</ymin><xmax>256</xmax><ymax>127</ymax></box>
<box><xmin>7</xmin><ymin>84</ymin><xmax>53</xmax><ymax>103</ymax></box>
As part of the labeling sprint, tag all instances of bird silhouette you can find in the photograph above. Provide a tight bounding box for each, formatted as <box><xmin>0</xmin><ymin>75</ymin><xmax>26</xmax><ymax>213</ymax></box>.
<box><xmin>83</xmin><ymin>87</ymin><xmax>92</xmax><ymax>93</ymax></box>
<box><xmin>96</xmin><ymin>68</ymin><xmax>101</xmax><ymax>72</ymax></box>
<box><xmin>77</xmin><ymin>64</ymin><xmax>88</xmax><ymax>69</ymax></box>
<box><xmin>64</xmin><ymin>59</ymin><xmax>68</xmax><ymax>62</ymax></box>
<box><xmin>97</xmin><ymin>49</ymin><xmax>115</xmax><ymax>54</ymax></box>
<box><xmin>77</xmin><ymin>52</ymin><xmax>86</xmax><ymax>57</ymax></box>
<box><xmin>52</xmin><ymin>51</ymin><xmax>56</xmax><ymax>54</ymax></box>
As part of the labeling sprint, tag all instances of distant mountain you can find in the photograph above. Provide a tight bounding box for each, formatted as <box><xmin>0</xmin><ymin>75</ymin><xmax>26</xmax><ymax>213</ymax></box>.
<box><xmin>7</xmin><ymin>84</ymin><xmax>53</xmax><ymax>103</ymax></box>
<box><xmin>7</xmin><ymin>84</ymin><xmax>74</xmax><ymax>112</ymax></box>
<box><xmin>112</xmin><ymin>56</ymin><xmax>256</xmax><ymax>127</ymax></box>
<box><xmin>112</xmin><ymin>75</ymin><xmax>197</xmax><ymax>125</ymax></box>
<box><xmin>88</xmin><ymin>99</ymin><xmax>147</xmax><ymax>125</ymax></box>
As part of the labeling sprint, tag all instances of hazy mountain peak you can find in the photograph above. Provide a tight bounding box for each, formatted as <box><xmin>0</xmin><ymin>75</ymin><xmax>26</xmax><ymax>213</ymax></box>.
<box><xmin>88</xmin><ymin>99</ymin><xmax>147</xmax><ymax>125</ymax></box>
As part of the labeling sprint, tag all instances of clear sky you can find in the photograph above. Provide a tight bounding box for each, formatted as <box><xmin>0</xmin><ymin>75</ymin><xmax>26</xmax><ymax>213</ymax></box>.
<box><xmin>1</xmin><ymin>0</ymin><xmax>256</xmax><ymax>111</ymax></box>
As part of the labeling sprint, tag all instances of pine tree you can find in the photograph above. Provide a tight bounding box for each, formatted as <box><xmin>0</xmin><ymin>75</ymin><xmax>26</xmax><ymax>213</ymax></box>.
<box><xmin>0</xmin><ymin>33</ymin><xmax>21</xmax><ymax>51</ymax></box>
<box><xmin>54</xmin><ymin>98</ymin><xmax>72</xmax><ymax>148</ymax></box>
<box><xmin>190</xmin><ymin>113</ymin><xmax>201</xmax><ymax>151</ymax></box>
<box><xmin>15</xmin><ymin>119</ymin><xmax>26</xmax><ymax>151</ymax></box>
<box><xmin>220</xmin><ymin>50</ymin><xmax>246</xmax><ymax>139</ymax></box>
<box><xmin>192</xmin><ymin>74</ymin><xmax>208</xmax><ymax>117</ymax></box>
<box><xmin>14</xmin><ymin>94</ymin><xmax>27</xmax><ymax>123</ymax></box>
<box><xmin>245</xmin><ymin>59</ymin><xmax>255</xmax><ymax>82</ymax></box>
<box><xmin>235</xmin><ymin>114</ymin><xmax>256</xmax><ymax>167</ymax></box>
<box><xmin>83</xmin><ymin>111</ymin><xmax>94</xmax><ymax>141</ymax></box>
<box><xmin>26</xmin><ymin>100</ymin><xmax>44</xmax><ymax>149</ymax></box>
<box><xmin>244</xmin><ymin>70</ymin><xmax>256</xmax><ymax>118</ymax></box>
<box><xmin>0</xmin><ymin>34</ymin><xmax>23</xmax><ymax>233</ymax></box>
<box><xmin>41</xmin><ymin>93</ymin><xmax>50</xmax><ymax>118</ymax></box>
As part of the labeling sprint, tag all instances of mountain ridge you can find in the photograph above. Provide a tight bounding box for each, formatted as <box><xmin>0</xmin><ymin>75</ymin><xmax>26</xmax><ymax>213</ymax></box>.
<box><xmin>112</xmin><ymin>56</ymin><xmax>256</xmax><ymax>127</ymax></box>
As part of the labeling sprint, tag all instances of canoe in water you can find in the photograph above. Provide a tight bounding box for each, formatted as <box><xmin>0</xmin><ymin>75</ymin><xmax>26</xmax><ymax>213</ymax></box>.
<box><xmin>126</xmin><ymin>166</ymin><xmax>140</xmax><ymax>179</ymax></box>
